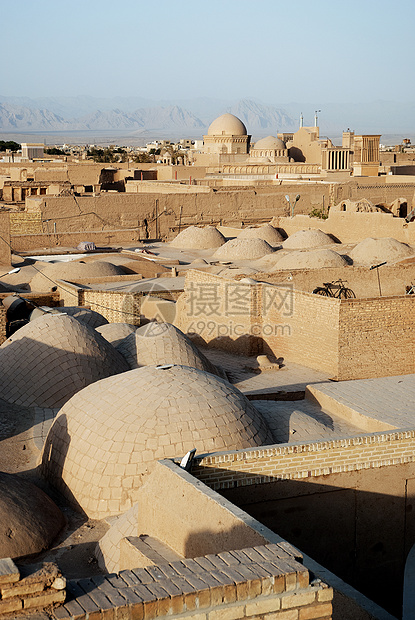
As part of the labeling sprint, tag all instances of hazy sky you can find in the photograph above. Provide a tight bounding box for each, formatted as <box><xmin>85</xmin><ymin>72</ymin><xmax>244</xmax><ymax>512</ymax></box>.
<box><xmin>2</xmin><ymin>0</ymin><xmax>415</xmax><ymax>104</ymax></box>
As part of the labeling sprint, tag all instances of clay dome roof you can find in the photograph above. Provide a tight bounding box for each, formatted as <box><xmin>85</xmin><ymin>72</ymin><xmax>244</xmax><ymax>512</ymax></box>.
<box><xmin>238</xmin><ymin>223</ymin><xmax>284</xmax><ymax>246</ymax></box>
<box><xmin>41</xmin><ymin>364</ymin><xmax>273</xmax><ymax>518</ymax></box>
<box><xmin>0</xmin><ymin>314</ymin><xmax>129</xmax><ymax>408</ymax></box>
<box><xmin>274</xmin><ymin>248</ymin><xmax>349</xmax><ymax>270</ymax></box>
<box><xmin>253</xmin><ymin>136</ymin><xmax>286</xmax><ymax>150</ymax></box>
<box><xmin>170</xmin><ymin>225</ymin><xmax>226</xmax><ymax>250</ymax></box>
<box><xmin>213</xmin><ymin>238</ymin><xmax>275</xmax><ymax>261</ymax></box>
<box><xmin>30</xmin><ymin>306</ymin><xmax>108</xmax><ymax>329</ymax></box>
<box><xmin>349</xmin><ymin>237</ymin><xmax>414</xmax><ymax>265</ymax></box>
<box><xmin>0</xmin><ymin>471</ymin><xmax>65</xmax><ymax>559</ymax></box>
<box><xmin>207</xmin><ymin>113</ymin><xmax>247</xmax><ymax>136</ymax></box>
<box><xmin>30</xmin><ymin>260</ymin><xmax>125</xmax><ymax>291</ymax></box>
<box><xmin>116</xmin><ymin>322</ymin><xmax>222</xmax><ymax>377</ymax></box>
<box><xmin>282</xmin><ymin>229</ymin><xmax>336</xmax><ymax>249</ymax></box>
<box><xmin>96</xmin><ymin>323</ymin><xmax>136</xmax><ymax>347</ymax></box>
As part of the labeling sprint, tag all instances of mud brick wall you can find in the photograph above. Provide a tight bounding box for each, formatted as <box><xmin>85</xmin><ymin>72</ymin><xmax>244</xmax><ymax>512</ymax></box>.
<box><xmin>338</xmin><ymin>295</ymin><xmax>415</xmax><ymax>380</ymax></box>
<box><xmin>264</xmin><ymin>287</ymin><xmax>339</xmax><ymax>376</ymax></box>
<box><xmin>179</xmin><ymin>271</ymin><xmax>415</xmax><ymax>380</ymax></box>
<box><xmin>9</xmin><ymin>212</ymin><xmax>42</xmax><ymax>235</ymax></box>
<box><xmin>191</xmin><ymin>430</ymin><xmax>415</xmax><ymax>490</ymax></box>
<box><xmin>177</xmin><ymin>271</ymin><xmax>341</xmax><ymax>375</ymax></box>
<box><xmin>81</xmin><ymin>289</ymin><xmax>142</xmax><ymax>325</ymax></box>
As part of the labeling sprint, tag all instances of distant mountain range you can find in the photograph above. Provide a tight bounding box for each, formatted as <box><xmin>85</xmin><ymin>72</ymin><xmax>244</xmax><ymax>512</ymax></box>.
<box><xmin>0</xmin><ymin>96</ymin><xmax>414</xmax><ymax>143</ymax></box>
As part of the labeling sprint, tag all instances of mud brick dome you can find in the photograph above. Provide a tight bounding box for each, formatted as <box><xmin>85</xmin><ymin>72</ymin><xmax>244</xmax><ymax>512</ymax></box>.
<box><xmin>41</xmin><ymin>364</ymin><xmax>273</xmax><ymax>519</ymax></box>
<box><xmin>282</xmin><ymin>229</ymin><xmax>336</xmax><ymax>249</ymax></box>
<box><xmin>238</xmin><ymin>223</ymin><xmax>284</xmax><ymax>245</ymax></box>
<box><xmin>116</xmin><ymin>323</ymin><xmax>221</xmax><ymax>376</ymax></box>
<box><xmin>0</xmin><ymin>471</ymin><xmax>65</xmax><ymax>559</ymax></box>
<box><xmin>170</xmin><ymin>225</ymin><xmax>226</xmax><ymax>249</ymax></box>
<box><xmin>213</xmin><ymin>238</ymin><xmax>274</xmax><ymax>260</ymax></box>
<box><xmin>207</xmin><ymin>113</ymin><xmax>247</xmax><ymax>136</ymax></box>
<box><xmin>30</xmin><ymin>260</ymin><xmax>125</xmax><ymax>291</ymax></box>
<box><xmin>96</xmin><ymin>322</ymin><xmax>136</xmax><ymax>347</ymax></box>
<box><xmin>0</xmin><ymin>314</ymin><xmax>129</xmax><ymax>408</ymax></box>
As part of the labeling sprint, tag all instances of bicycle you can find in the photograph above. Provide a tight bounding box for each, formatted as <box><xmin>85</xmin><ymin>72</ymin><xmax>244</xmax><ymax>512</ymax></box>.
<box><xmin>312</xmin><ymin>279</ymin><xmax>356</xmax><ymax>299</ymax></box>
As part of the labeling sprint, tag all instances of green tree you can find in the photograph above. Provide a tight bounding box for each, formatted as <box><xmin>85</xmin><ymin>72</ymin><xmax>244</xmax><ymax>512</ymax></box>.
<box><xmin>0</xmin><ymin>140</ymin><xmax>20</xmax><ymax>152</ymax></box>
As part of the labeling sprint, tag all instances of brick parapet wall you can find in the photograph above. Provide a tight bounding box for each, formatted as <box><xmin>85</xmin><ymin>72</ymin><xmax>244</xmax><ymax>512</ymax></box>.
<box><xmin>192</xmin><ymin>429</ymin><xmax>415</xmax><ymax>491</ymax></box>
<box><xmin>0</xmin><ymin>559</ymin><xmax>65</xmax><ymax>616</ymax></box>
<box><xmin>55</xmin><ymin>281</ymin><xmax>144</xmax><ymax>324</ymax></box>
<box><xmin>42</xmin><ymin>544</ymin><xmax>332</xmax><ymax>620</ymax></box>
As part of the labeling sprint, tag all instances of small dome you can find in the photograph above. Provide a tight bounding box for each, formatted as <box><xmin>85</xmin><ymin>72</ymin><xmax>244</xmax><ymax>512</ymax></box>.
<box><xmin>0</xmin><ymin>314</ymin><xmax>129</xmax><ymax>408</ymax></box>
<box><xmin>41</xmin><ymin>365</ymin><xmax>273</xmax><ymax>518</ymax></box>
<box><xmin>170</xmin><ymin>225</ymin><xmax>226</xmax><ymax>250</ymax></box>
<box><xmin>274</xmin><ymin>249</ymin><xmax>349</xmax><ymax>270</ymax></box>
<box><xmin>96</xmin><ymin>323</ymin><xmax>136</xmax><ymax>347</ymax></box>
<box><xmin>0</xmin><ymin>471</ymin><xmax>65</xmax><ymax>559</ymax></box>
<box><xmin>213</xmin><ymin>238</ymin><xmax>274</xmax><ymax>261</ymax></box>
<box><xmin>116</xmin><ymin>322</ymin><xmax>221</xmax><ymax>377</ymax></box>
<box><xmin>253</xmin><ymin>136</ymin><xmax>286</xmax><ymax>150</ymax></box>
<box><xmin>207</xmin><ymin>113</ymin><xmax>247</xmax><ymax>136</ymax></box>
<box><xmin>30</xmin><ymin>260</ymin><xmax>126</xmax><ymax>291</ymax></box>
<box><xmin>349</xmin><ymin>237</ymin><xmax>414</xmax><ymax>265</ymax></box>
<box><xmin>283</xmin><ymin>229</ymin><xmax>336</xmax><ymax>249</ymax></box>
<box><xmin>238</xmin><ymin>223</ymin><xmax>284</xmax><ymax>246</ymax></box>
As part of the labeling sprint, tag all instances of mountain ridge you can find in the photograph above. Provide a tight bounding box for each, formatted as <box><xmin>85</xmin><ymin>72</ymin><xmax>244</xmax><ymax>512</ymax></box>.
<box><xmin>0</xmin><ymin>96</ymin><xmax>414</xmax><ymax>138</ymax></box>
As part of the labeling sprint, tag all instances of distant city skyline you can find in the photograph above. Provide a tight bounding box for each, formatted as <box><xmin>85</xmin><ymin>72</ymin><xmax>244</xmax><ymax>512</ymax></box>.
<box><xmin>2</xmin><ymin>0</ymin><xmax>415</xmax><ymax>104</ymax></box>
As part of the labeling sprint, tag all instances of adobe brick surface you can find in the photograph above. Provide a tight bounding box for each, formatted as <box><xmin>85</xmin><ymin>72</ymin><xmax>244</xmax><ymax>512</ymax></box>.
<box><xmin>0</xmin><ymin>558</ymin><xmax>19</xmax><ymax>585</ymax></box>
<box><xmin>42</xmin><ymin>544</ymin><xmax>331</xmax><ymax>620</ymax></box>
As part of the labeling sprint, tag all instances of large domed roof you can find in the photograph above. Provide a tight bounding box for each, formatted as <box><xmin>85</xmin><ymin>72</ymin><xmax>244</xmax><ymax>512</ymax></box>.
<box><xmin>253</xmin><ymin>136</ymin><xmax>286</xmax><ymax>150</ymax></box>
<box><xmin>116</xmin><ymin>322</ymin><xmax>222</xmax><ymax>377</ymax></box>
<box><xmin>41</xmin><ymin>364</ymin><xmax>273</xmax><ymax>518</ymax></box>
<box><xmin>30</xmin><ymin>260</ymin><xmax>125</xmax><ymax>291</ymax></box>
<box><xmin>207</xmin><ymin>113</ymin><xmax>247</xmax><ymax>136</ymax></box>
<box><xmin>0</xmin><ymin>314</ymin><xmax>129</xmax><ymax>408</ymax></box>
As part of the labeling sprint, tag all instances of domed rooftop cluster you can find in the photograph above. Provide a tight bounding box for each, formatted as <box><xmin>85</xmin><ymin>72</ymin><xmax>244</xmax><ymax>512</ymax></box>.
<box><xmin>213</xmin><ymin>238</ymin><xmax>275</xmax><ymax>261</ymax></box>
<box><xmin>30</xmin><ymin>260</ymin><xmax>125</xmax><ymax>291</ymax></box>
<box><xmin>116</xmin><ymin>322</ymin><xmax>222</xmax><ymax>377</ymax></box>
<box><xmin>207</xmin><ymin>113</ymin><xmax>247</xmax><ymax>136</ymax></box>
<box><xmin>0</xmin><ymin>314</ymin><xmax>129</xmax><ymax>409</ymax></box>
<box><xmin>170</xmin><ymin>225</ymin><xmax>226</xmax><ymax>250</ymax></box>
<box><xmin>349</xmin><ymin>237</ymin><xmax>414</xmax><ymax>265</ymax></box>
<box><xmin>42</xmin><ymin>364</ymin><xmax>273</xmax><ymax>518</ymax></box>
<box><xmin>282</xmin><ymin>229</ymin><xmax>336</xmax><ymax>250</ymax></box>
<box><xmin>238</xmin><ymin>223</ymin><xmax>284</xmax><ymax>246</ymax></box>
